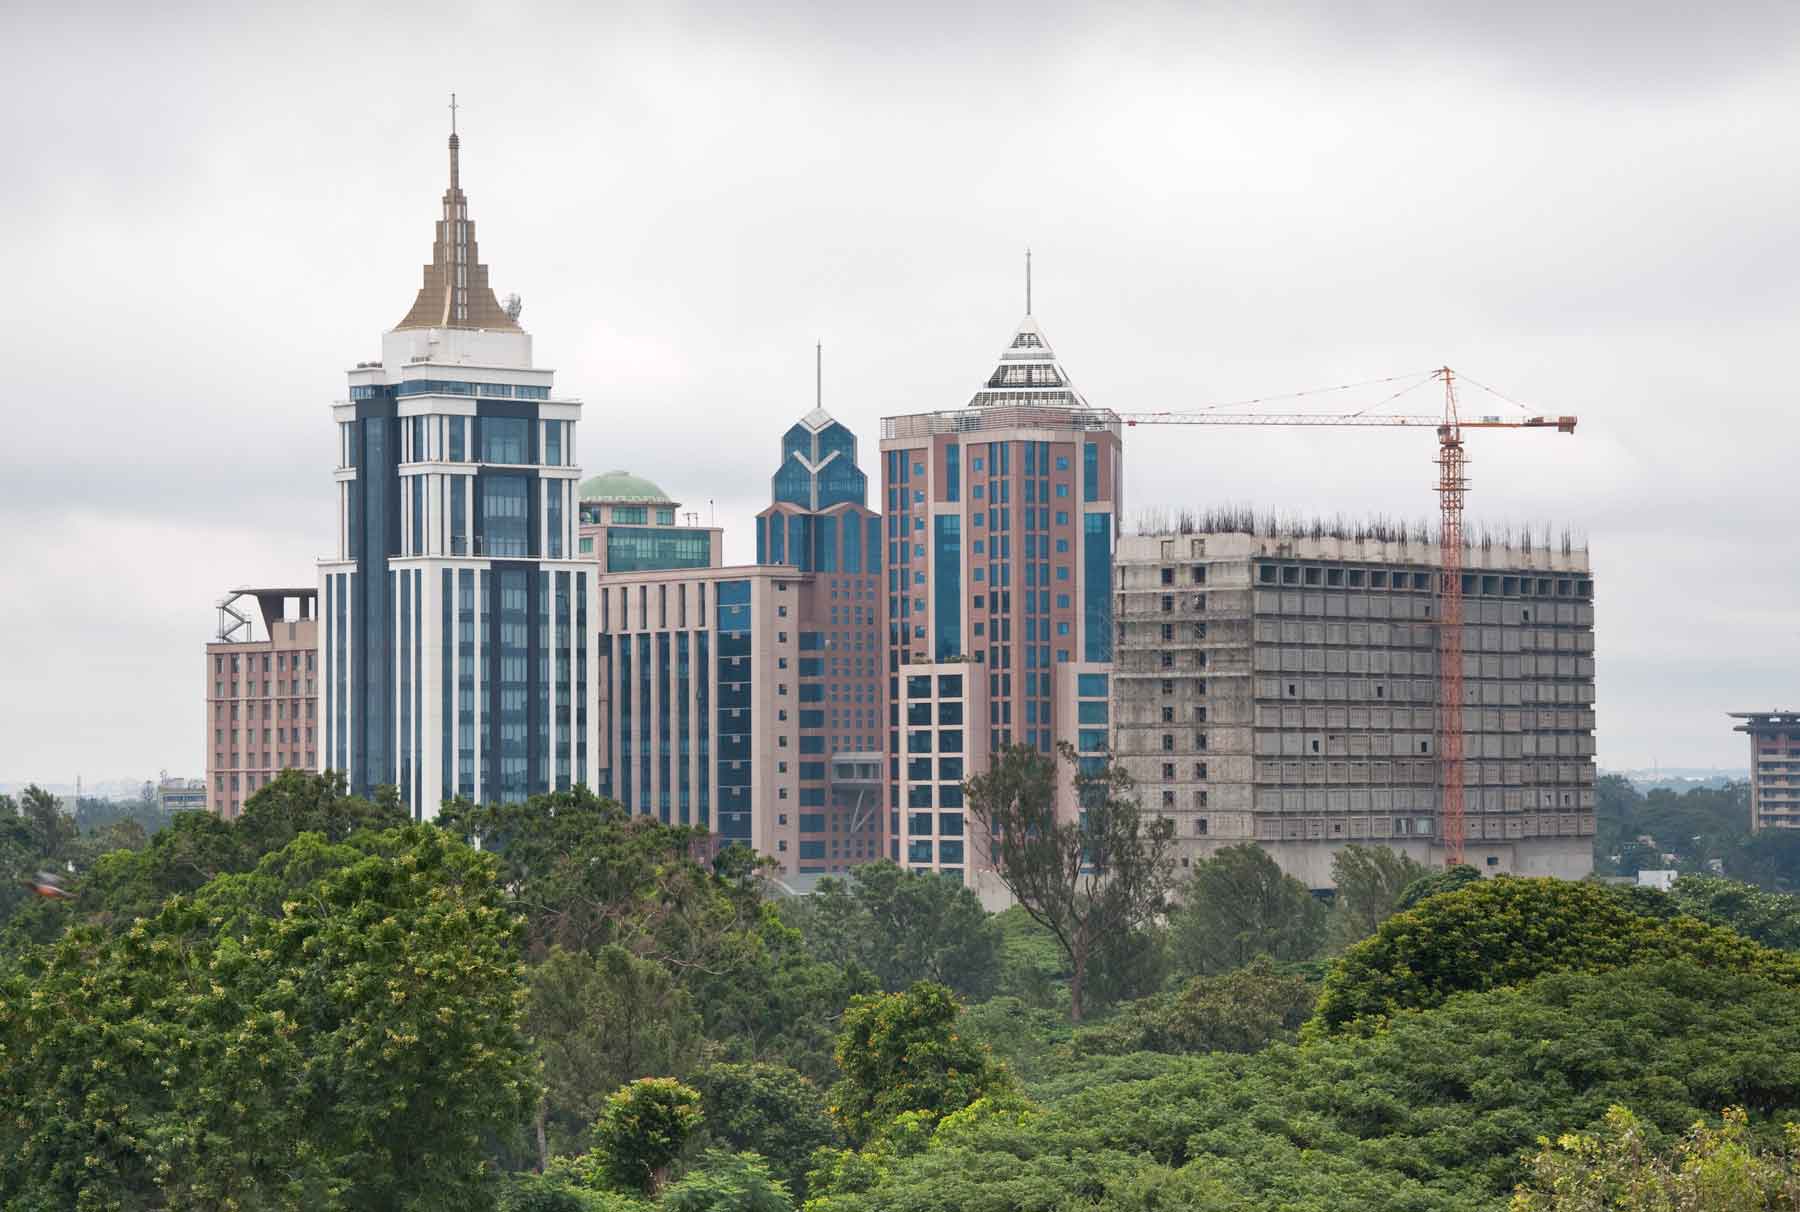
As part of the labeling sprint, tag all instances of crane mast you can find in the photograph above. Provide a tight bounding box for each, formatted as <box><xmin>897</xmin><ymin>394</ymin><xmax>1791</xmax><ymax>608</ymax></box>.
<box><xmin>1120</xmin><ymin>370</ymin><xmax>1575</xmax><ymax>868</ymax></box>
<box><xmin>1434</xmin><ymin>368</ymin><xmax>1467</xmax><ymax>865</ymax></box>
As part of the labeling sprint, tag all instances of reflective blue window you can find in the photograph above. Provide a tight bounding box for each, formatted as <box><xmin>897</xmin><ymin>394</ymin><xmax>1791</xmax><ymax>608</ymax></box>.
<box><xmin>1078</xmin><ymin>700</ymin><xmax>1108</xmax><ymax>724</ymax></box>
<box><xmin>481</xmin><ymin>475</ymin><xmax>530</xmax><ymax>557</ymax></box>
<box><xmin>1083</xmin><ymin>442</ymin><xmax>1099</xmax><ymax>501</ymax></box>
<box><xmin>449</xmin><ymin>416</ymin><xmax>465</xmax><ymax>462</ymax></box>
<box><xmin>817</xmin><ymin>515</ymin><xmax>838</xmax><ymax>572</ymax></box>
<box><xmin>843</xmin><ymin>512</ymin><xmax>862</xmax><ymax>573</ymax></box>
<box><xmin>496</xmin><ymin>568</ymin><xmax>530</xmax><ymax>803</ymax></box>
<box><xmin>1083</xmin><ymin>513</ymin><xmax>1112</xmax><ymax>661</ymax></box>
<box><xmin>481</xmin><ymin>416</ymin><xmax>530</xmax><ymax>464</ymax></box>
<box><xmin>945</xmin><ymin>444</ymin><xmax>960</xmax><ymax>502</ymax></box>
<box><xmin>547</xmin><ymin>483</ymin><xmax>563</xmax><ymax>559</ymax></box>
<box><xmin>450</xmin><ymin>476</ymin><xmax>467</xmax><ymax>555</ymax></box>
<box><xmin>933</xmin><ymin>515</ymin><xmax>960</xmax><ymax>660</ymax></box>
<box><xmin>607</xmin><ymin>527</ymin><xmax>712</xmax><ymax>572</ymax></box>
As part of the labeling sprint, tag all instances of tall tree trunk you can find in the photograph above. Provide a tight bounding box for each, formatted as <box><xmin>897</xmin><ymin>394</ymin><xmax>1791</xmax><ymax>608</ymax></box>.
<box><xmin>1069</xmin><ymin>934</ymin><xmax>1087</xmax><ymax>1024</ymax></box>
<box><xmin>534</xmin><ymin>1098</ymin><xmax>549</xmax><ymax>1173</ymax></box>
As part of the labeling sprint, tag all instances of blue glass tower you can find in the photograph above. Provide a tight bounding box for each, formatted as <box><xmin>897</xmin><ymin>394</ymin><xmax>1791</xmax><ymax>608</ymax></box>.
<box><xmin>318</xmin><ymin>123</ymin><xmax>597</xmax><ymax>816</ymax></box>
<box><xmin>756</xmin><ymin>399</ymin><xmax>885</xmax><ymax>873</ymax></box>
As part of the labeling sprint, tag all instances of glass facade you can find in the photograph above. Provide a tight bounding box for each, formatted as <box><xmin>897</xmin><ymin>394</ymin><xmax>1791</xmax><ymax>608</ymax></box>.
<box><xmin>716</xmin><ymin>580</ymin><xmax>753</xmax><ymax>843</ymax></box>
<box><xmin>1083</xmin><ymin>512</ymin><xmax>1113</xmax><ymax>662</ymax></box>
<box><xmin>495</xmin><ymin>568</ymin><xmax>530</xmax><ymax>803</ymax></box>
<box><xmin>934</xmin><ymin>515</ymin><xmax>960</xmax><ymax>660</ymax></box>
<box><xmin>481</xmin><ymin>416</ymin><xmax>530</xmax><ymax>464</ymax></box>
<box><xmin>606</xmin><ymin>527</ymin><xmax>713</xmax><ymax>571</ymax></box>
<box><xmin>481</xmin><ymin>475</ymin><xmax>530</xmax><ymax>557</ymax></box>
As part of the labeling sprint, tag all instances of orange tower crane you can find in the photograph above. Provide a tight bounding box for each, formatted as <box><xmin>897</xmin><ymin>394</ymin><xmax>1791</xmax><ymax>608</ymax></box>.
<box><xmin>1120</xmin><ymin>368</ymin><xmax>1576</xmax><ymax>866</ymax></box>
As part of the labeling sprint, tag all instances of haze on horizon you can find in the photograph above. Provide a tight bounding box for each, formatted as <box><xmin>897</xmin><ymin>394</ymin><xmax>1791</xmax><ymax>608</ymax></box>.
<box><xmin>3</xmin><ymin>0</ymin><xmax>1797</xmax><ymax>783</ymax></box>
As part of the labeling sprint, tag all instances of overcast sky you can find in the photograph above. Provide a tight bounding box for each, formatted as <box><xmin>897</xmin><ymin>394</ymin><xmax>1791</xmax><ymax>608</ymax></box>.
<box><xmin>4</xmin><ymin>0</ymin><xmax>1796</xmax><ymax>784</ymax></box>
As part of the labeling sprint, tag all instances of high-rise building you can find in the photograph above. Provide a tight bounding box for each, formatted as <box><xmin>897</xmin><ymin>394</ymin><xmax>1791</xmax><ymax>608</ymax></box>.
<box><xmin>1730</xmin><ymin>711</ymin><xmax>1800</xmax><ymax>830</ymax></box>
<box><xmin>206</xmin><ymin>587</ymin><xmax>318</xmax><ymax>817</ymax></box>
<box><xmin>756</xmin><ymin>402</ymin><xmax>885</xmax><ymax>871</ymax></box>
<box><xmin>1113</xmin><ymin>525</ymin><xmax>1597</xmax><ymax>885</ymax></box>
<box><xmin>878</xmin><ymin>306</ymin><xmax>1122</xmax><ymax>881</ymax></box>
<box><xmin>594</xmin><ymin>565</ymin><xmax>802</xmax><ymax>868</ymax></box>
<box><xmin>318</xmin><ymin>123</ymin><xmax>596</xmax><ymax>814</ymax></box>
<box><xmin>578</xmin><ymin>470</ymin><xmax>723</xmax><ymax>572</ymax></box>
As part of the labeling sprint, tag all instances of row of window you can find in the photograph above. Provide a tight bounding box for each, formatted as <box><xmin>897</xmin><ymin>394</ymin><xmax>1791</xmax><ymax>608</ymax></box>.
<box><xmin>1256</xmin><ymin>562</ymin><xmax>1593</xmax><ymax>598</ymax></box>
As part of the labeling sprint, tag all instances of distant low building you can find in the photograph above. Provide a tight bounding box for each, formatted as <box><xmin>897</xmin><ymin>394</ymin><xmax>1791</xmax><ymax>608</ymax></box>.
<box><xmin>206</xmin><ymin>587</ymin><xmax>318</xmax><ymax>818</ymax></box>
<box><xmin>157</xmin><ymin>777</ymin><xmax>207</xmax><ymax>813</ymax></box>
<box><xmin>1729</xmin><ymin>711</ymin><xmax>1800</xmax><ymax>831</ymax></box>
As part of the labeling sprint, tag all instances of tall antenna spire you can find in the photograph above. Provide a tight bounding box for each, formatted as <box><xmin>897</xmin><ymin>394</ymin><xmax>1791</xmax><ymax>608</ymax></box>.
<box><xmin>816</xmin><ymin>341</ymin><xmax>823</xmax><ymax>409</ymax></box>
<box><xmin>1025</xmin><ymin>247</ymin><xmax>1032</xmax><ymax>315</ymax></box>
<box><xmin>447</xmin><ymin>93</ymin><xmax>460</xmax><ymax>189</ymax></box>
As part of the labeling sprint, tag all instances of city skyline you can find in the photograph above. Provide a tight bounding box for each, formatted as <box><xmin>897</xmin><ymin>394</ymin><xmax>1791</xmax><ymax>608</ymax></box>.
<box><xmin>8</xmin><ymin>1</ymin><xmax>1800</xmax><ymax>780</ymax></box>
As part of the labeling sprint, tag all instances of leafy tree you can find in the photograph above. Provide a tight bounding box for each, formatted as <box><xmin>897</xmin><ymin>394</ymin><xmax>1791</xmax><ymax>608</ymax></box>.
<box><xmin>1076</xmin><ymin>957</ymin><xmax>1316</xmax><ymax>1057</ymax></box>
<box><xmin>1081</xmin><ymin>922</ymin><xmax>1169</xmax><ymax>1010</ymax></box>
<box><xmin>55</xmin><ymin>770</ymin><xmax>407</xmax><ymax>933</ymax></box>
<box><xmin>1327</xmin><ymin>843</ymin><xmax>1429</xmax><ymax>948</ymax></box>
<box><xmin>1667</xmin><ymin>875</ymin><xmax>1800</xmax><ymax>951</ymax></box>
<box><xmin>1512</xmin><ymin>1105</ymin><xmax>1800</xmax><ymax>1211</ymax></box>
<box><xmin>0</xmin><ymin>825</ymin><xmax>536</xmax><ymax>1211</ymax></box>
<box><xmin>786</xmin><ymin>860</ymin><xmax>999</xmax><ymax>1000</ymax></box>
<box><xmin>593</xmin><ymin>1077</ymin><xmax>704</xmax><ymax>1195</ymax></box>
<box><xmin>528</xmin><ymin>945</ymin><xmax>702</xmax><ymax>1158</ymax></box>
<box><xmin>965</xmin><ymin>744</ymin><xmax>1175</xmax><ymax>1022</ymax></box>
<box><xmin>830</xmin><ymin>981</ymin><xmax>1012</xmax><ymax>1146</ymax></box>
<box><xmin>662</xmin><ymin>1149</ymin><xmax>794</xmax><ymax>1212</ymax></box>
<box><xmin>1393</xmin><ymin>863</ymin><xmax>1481</xmax><ymax>912</ymax></box>
<box><xmin>695</xmin><ymin>1062</ymin><xmax>837</xmax><ymax>1198</ymax></box>
<box><xmin>833</xmin><ymin>960</ymin><xmax>1800</xmax><ymax>1211</ymax></box>
<box><xmin>440</xmin><ymin>788</ymin><xmax>768</xmax><ymax>969</ymax></box>
<box><xmin>991</xmin><ymin>904</ymin><xmax>1068</xmax><ymax>1009</ymax></box>
<box><xmin>1312</xmin><ymin>874</ymin><xmax>1800</xmax><ymax>1033</ymax></box>
<box><xmin>1168</xmin><ymin>842</ymin><xmax>1326</xmax><ymax>977</ymax></box>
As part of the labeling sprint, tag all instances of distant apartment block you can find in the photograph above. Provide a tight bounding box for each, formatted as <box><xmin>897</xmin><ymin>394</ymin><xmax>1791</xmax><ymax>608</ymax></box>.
<box><xmin>1113</xmin><ymin>525</ymin><xmax>1597</xmax><ymax>886</ymax></box>
<box><xmin>1730</xmin><ymin>711</ymin><xmax>1800</xmax><ymax>830</ymax></box>
<box><xmin>206</xmin><ymin>587</ymin><xmax>318</xmax><ymax>818</ymax></box>
<box><xmin>578</xmin><ymin>470</ymin><xmax>723</xmax><ymax>572</ymax></box>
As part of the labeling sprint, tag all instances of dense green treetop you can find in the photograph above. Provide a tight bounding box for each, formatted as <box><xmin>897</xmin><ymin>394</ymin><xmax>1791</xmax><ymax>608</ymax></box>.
<box><xmin>694</xmin><ymin>1062</ymin><xmax>837</xmax><ymax>1199</ymax></box>
<box><xmin>781</xmin><ymin>860</ymin><xmax>1000</xmax><ymax>1001</ymax></box>
<box><xmin>819</xmin><ymin>960</ymin><xmax>1800</xmax><ymax>1211</ymax></box>
<box><xmin>1169</xmin><ymin>842</ymin><xmax>1326</xmax><ymax>977</ymax></box>
<box><xmin>1312</xmin><ymin>875</ymin><xmax>1800</xmax><ymax>1033</ymax></box>
<box><xmin>0</xmin><ymin>824</ymin><xmax>535</xmax><ymax>1212</ymax></box>
<box><xmin>829</xmin><ymin>982</ymin><xmax>1013</xmax><ymax>1147</ymax></box>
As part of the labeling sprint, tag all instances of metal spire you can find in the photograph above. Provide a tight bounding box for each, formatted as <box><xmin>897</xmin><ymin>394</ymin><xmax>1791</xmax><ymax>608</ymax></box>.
<box><xmin>447</xmin><ymin>93</ymin><xmax>460</xmax><ymax>190</ymax></box>
<box><xmin>1025</xmin><ymin>246</ymin><xmax>1032</xmax><ymax>315</ymax></box>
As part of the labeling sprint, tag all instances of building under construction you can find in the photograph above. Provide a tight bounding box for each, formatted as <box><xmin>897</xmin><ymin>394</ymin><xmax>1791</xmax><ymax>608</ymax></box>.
<box><xmin>1112</xmin><ymin>515</ymin><xmax>1595</xmax><ymax>887</ymax></box>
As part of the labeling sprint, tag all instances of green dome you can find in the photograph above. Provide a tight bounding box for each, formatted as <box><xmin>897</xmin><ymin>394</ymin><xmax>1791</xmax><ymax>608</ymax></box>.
<box><xmin>578</xmin><ymin>469</ymin><xmax>673</xmax><ymax>504</ymax></box>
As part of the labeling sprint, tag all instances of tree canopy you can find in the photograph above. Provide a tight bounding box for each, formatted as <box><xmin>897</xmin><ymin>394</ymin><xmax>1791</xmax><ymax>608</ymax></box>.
<box><xmin>964</xmin><ymin>745</ymin><xmax>1174</xmax><ymax>1022</ymax></box>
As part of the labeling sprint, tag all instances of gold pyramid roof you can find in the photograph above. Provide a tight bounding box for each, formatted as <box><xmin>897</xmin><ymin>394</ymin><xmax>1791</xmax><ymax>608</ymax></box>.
<box><xmin>395</xmin><ymin>131</ymin><xmax>522</xmax><ymax>332</ymax></box>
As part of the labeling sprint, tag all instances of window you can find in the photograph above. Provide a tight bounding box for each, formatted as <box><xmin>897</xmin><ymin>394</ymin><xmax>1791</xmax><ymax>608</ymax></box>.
<box><xmin>480</xmin><ymin>416</ymin><xmax>530</xmax><ymax>463</ymax></box>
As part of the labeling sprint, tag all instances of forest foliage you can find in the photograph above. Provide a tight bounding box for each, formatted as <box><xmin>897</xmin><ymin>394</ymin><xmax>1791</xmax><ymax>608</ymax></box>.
<box><xmin>4</xmin><ymin>771</ymin><xmax>1800</xmax><ymax>1210</ymax></box>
